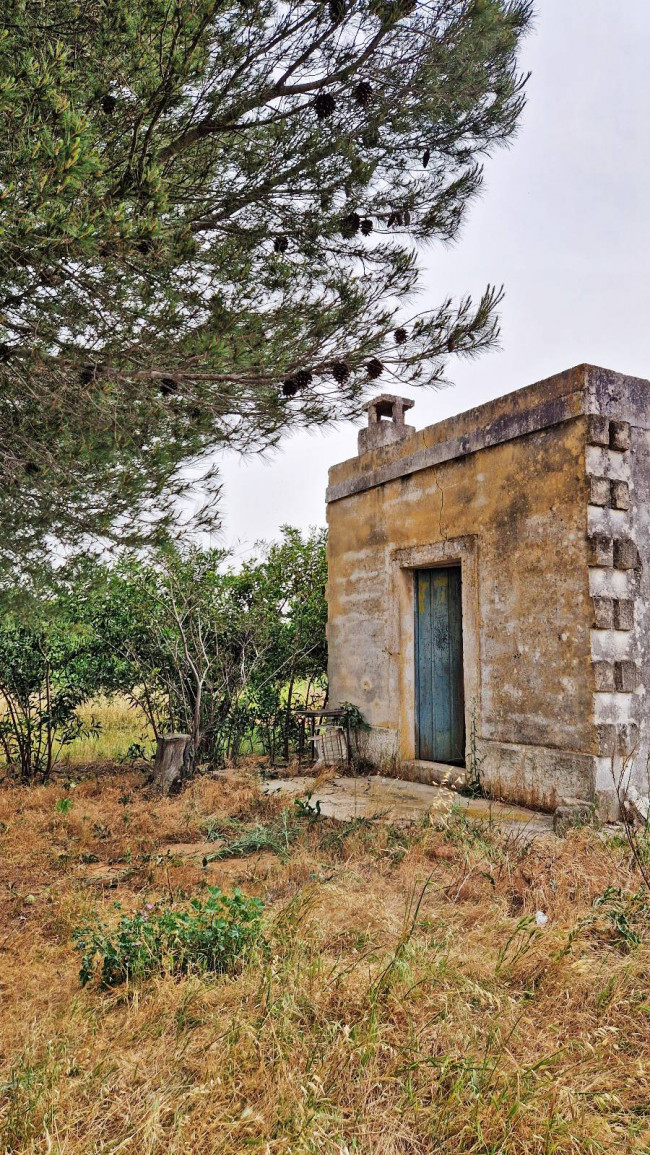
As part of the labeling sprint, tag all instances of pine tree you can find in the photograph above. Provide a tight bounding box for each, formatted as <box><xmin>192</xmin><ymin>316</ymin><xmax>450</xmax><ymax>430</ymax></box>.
<box><xmin>0</xmin><ymin>0</ymin><xmax>531</xmax><ymax>582</ymax></box>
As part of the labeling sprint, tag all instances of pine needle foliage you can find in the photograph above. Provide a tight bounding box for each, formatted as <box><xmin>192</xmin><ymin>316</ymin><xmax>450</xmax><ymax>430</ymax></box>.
<box><xmin>0</xmin><ymin>0</ymin><xmax>532</xmax><ymax>579</ymax></box>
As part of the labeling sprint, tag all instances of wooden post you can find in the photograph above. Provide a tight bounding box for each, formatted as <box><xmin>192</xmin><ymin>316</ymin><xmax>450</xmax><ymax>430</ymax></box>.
<box><xmin>151</xmin><ymin>734</ymin><xmax>192</xmax><ymax>795</ymax></box>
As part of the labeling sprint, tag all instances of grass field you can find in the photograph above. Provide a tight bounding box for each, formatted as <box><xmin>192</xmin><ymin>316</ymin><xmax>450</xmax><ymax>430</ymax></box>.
<box><xmin>0</xmin><ymin>766</ymin><xmax>649</xmax><ymax>1152</ymax></box>
<box><xmin>64</xmin><ymin>695</ymin><xmax>155</xmax><ymax>766</ymax></box>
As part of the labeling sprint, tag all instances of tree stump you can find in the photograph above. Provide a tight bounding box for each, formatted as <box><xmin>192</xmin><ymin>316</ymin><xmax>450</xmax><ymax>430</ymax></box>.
<box><xmin>151</xmin><ymin>734</ymin><xmax>193</xmax><ymax>795</ymax></box>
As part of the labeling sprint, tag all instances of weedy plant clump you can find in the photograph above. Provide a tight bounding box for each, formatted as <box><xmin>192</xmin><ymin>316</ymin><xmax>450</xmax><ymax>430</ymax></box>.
<box><xmin>74</xmin><ymin>888</ymin><xmax>264</xmax><ymax>988</ymax></box>
<box><xmin>203</xmin><ymin>811</ymin><xmax>298</xmax><ymax>863</ymax></box>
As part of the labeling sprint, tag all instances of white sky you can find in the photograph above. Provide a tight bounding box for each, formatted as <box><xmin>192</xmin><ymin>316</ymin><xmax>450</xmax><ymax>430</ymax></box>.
<box><xmin>216</xmin><ymin>0</ymin><xmax>650</xmax><ymax>554</ymax></box>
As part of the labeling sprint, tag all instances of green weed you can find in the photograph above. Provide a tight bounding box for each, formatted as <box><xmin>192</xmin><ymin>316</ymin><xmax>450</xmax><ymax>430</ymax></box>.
<box><xmin>74</xmin><ymin>888</ymin><xmax>264</xmax><ymax>988</ymax></box>
<box><xmin>591</xmin><ymin>886</ymin><xmax>649</xmax><ymax>951</ymax></box>
<box><xmin>0</xmin><ymin>1049</ymin><xmax>58</xmax><ymax>1149</ymax></box>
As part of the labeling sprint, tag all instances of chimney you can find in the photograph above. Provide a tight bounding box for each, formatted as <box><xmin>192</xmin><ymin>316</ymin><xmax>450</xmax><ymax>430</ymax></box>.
<box><xmin>358</xmin><ymin>394</ymin><xmax>415</xmax><ymax>455</ymax></box>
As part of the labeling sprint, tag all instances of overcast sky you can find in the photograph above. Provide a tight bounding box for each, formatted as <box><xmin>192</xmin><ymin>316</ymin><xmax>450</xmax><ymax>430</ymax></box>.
<box><xmin>216</xmin><ymin>0</ymin><xmax>650</xmax><ymax>553</ymax></box>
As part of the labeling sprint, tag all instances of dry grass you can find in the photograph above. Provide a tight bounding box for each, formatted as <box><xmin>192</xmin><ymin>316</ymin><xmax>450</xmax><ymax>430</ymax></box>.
<box><xmin>0</xmin><ymin>767</ymin><xmax>649</xmax><ymax>1153</ymax></box>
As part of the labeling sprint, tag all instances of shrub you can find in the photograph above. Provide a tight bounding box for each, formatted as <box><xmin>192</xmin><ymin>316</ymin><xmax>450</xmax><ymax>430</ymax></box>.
<box><xmin>74</xmin><ymin>888</ymin><xmax>264</xmax><ymax>988</ymax></box>
<box><xmin>0</xmin><ymin>618</ymin><xmax>99</xmax><ymax>782</ymax></box>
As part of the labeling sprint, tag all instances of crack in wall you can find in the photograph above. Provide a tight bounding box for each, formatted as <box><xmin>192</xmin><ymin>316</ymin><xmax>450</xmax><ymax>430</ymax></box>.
<box><xmin>433</xmin><ymin>469</ymin><xmax>448</xmax><ymax>543</ymax></box>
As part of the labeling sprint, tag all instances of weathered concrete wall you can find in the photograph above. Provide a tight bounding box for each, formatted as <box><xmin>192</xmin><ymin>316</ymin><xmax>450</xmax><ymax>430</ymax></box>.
<box><xmin>327</xmin><ymin>415</ymin><xmax>594</xmax><ymax>811</ymax></box>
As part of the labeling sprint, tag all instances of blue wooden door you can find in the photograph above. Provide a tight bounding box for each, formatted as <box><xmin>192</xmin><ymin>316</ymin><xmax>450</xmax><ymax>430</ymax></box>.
<box><xmin>415</xmin><ymin>567</ymin><xmax>465</xmax><ymax>764</ymax></box>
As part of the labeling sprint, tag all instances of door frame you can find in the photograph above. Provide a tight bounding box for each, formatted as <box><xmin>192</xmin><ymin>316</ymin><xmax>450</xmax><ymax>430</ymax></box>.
<box><xmin>388</xmin><ymin>535</ymin><xmax>481</xmax><ymax>766</ymax></box>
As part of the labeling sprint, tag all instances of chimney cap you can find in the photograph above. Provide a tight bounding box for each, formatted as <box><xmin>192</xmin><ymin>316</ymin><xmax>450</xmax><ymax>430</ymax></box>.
<box><xmin>363</xmin><ymin>393</ymin><xmax>415</xmax><ymax>416</ymax></box>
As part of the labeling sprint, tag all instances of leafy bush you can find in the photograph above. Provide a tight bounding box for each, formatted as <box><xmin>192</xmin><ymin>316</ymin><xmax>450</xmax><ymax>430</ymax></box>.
<box><xmin>0</xmin><ymin>526</ymin><xmax>328</xmax><ymax>778</ymax></box>
<box><xmin>66</xmin><ymin>527</ymin><xmax>328</xmax><ymax>769</ymax></box>
<box><xmin>74</xmin><ymin>888</ymin><xmax>264</xmax><ymax>988</ymax></box>
<box><xmin>0</xmin><ymin>617</ymin><xmax>99</xmax><ymax>781</ymax></box>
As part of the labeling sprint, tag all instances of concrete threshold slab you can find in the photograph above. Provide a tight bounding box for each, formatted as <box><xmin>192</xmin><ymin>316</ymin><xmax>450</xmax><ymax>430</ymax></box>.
<box><xmin>263</xmin><ymin>773</ymin><xmax>555</xmax><ymax>837</ymax></box>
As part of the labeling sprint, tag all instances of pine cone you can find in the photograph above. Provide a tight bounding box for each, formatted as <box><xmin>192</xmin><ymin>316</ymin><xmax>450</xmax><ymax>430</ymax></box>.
<box><xmin>294</xmin><ymin>369</ymin><xmax>313</xmax><ymax>389</ymax></box>
<box><xmin>387</xmin><ymin>211</ymin><xmax>403</xmax><ymax>228</ymax></box>
<box><xmin>360</xmin><ymin>218</ymin><xmax>373</xmax><ymax>235</ymax></box>
<box><xmin>79</xmin><ymin>365</ymin><xmax>94</xmax><ymax>385</ymax></box>
<box><xmin>331</xmin><ymin>361</ymin><xmax>350</xmax><ymax>383</ymax></box>
<box><xmin>101</xmin><ymin>93</ymin><xmax>117</xmax><ymax>115</ymax></box>
<box><xmin>315</xmin><ymin>92</ymin><xmax>336</xmax><ymax>119</ymax></box>
<box><xmin>354</xmin><ymin>81</ymin><xmax>373</xmax><ymax>106</ymax></box>
<box><xmin>274</xmin><ymin>235</ymin><xmax>289</xmax><ymax>253</ymax></box>
<box><xmin>422</xmin><ymin>148</ymin><xmax>430</xmax><ymax>168</ymax></box>
<box><xmin>160</xmin><ymin>377</ymin><xmax>178</xmax><ymax>396</ymax></box>
<box><xmin>340</xmin><ymin>212</ymin><xmax>361</xmax><ymax>237</ymax></box>
<box><xmin>394</xmin><ymin>327</ymin><xmax>408</xmax><ymax>345</ymax></box>
<box><xmin>329</xmin><ymin>0</ymin><xmax>346</xmax><ymax>21</ymax></box>
<box><xmin>366</xmin><ymin>358</ymin><xmax>383</xmax><ymax>379</ymax></box>
<box><xmin>447</xmin><ymin>334</ymin><xmax>456</xmax><ymax>352</ymax></box>
<box><xmin>403</xmin><ymin>209</ymin><xmax>411</xmax><ymax>225</ymax></box>
<box><xmin>282</xmin><ymin>378</ymin><xmax>299</xmax><ymax>398</ymax></box>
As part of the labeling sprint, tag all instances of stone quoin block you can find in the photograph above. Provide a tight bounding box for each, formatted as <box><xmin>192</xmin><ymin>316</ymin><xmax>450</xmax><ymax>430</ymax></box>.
<box><xmin>613</xmin><ymin>537</ymin><xmax>639</xmax><ymax>571</ymax></box>
<box><xmin>614</xmin><ymin>599</ymin><xmax>635</xmax><ymax>631</ymax></box>
<box><xmin>589</xmin><ymin>475</ymin><xmax>611</xmax><ymax>507</ymax></box>
<box><xmin>617</xmin><ymin>722</ymin><xmax>640</xmax><ymax>757</ymax></box>
<box><xmin>586</xmin><ymin>414</ymin><xmax>610</xmax><ymax>447</ymax></box>
<box><xmin>592</xmin><ymin>596</ymin><xmax>614</xmax><ymax>629</ymax></box>
<box><xmin>614</xmin><ymin>660</ymin><xmax>639</xmax><ymax>692</ymax></box>
<box><xmin>596</xmin><ymin>723</ymin><xmax>617</xmax><ymax>757</ymax></box>
<box><xmin>593</xmin><ymin>661</ymin><xmax>616</xmax><ymax>691</ymax></box>
<box><xmin>587</xmin><ymin>534</ymin><xmax>614</xmax><ymax>567</ymax></box>
<box><xmin>610</xmin><ymin>479</ymin><xmax>631</xmax><ymax>510</ymax></box>
<box><xmin>610</xmin><ymin>420</ymin><xmax>631</xmax><ymax>452</ymax></box>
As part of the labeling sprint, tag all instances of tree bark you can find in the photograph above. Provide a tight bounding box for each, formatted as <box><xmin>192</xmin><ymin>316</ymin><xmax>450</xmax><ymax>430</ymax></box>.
<box><xmin>151</xmin><ymin>733</ymin><xmax>193</xmax><ymax>795</ymax></box>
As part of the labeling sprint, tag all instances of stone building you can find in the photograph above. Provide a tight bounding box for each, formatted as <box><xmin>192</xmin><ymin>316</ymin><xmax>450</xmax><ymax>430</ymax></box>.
<box><xmin>325</xmin><ymin>364</ymin><xmax>650</xmax><ymax>820</ymax></box>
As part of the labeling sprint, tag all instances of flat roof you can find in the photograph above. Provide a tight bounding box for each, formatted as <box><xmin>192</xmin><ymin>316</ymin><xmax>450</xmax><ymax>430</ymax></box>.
<box><xmin>326</xmin><ymin>363</ymin><xmax>650</xmax><ymax>504</ymax></box>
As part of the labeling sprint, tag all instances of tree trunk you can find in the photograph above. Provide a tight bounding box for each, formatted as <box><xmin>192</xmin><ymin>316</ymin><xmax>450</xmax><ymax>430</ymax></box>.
<box><xmin>283</xmin><ymin>668</ymin><xmax>296</xmax><ymax>762</ymax></box>
<box><xmin>45</xmin><ymin>659</ymin><xmax>53</xmax><ymax>780</ymax></box>
<box><xmin>151</xmin><ymin>733</ymin><xmax>192</xmax><ymax>795</ymax></box>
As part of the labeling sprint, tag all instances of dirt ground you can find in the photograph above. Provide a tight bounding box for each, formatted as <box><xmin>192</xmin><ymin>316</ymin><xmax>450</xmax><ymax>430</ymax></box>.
<box><xmin>0</xmin><ymin>764</ymin><xmax>649</xmax><ymax>1153</ymax></box>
